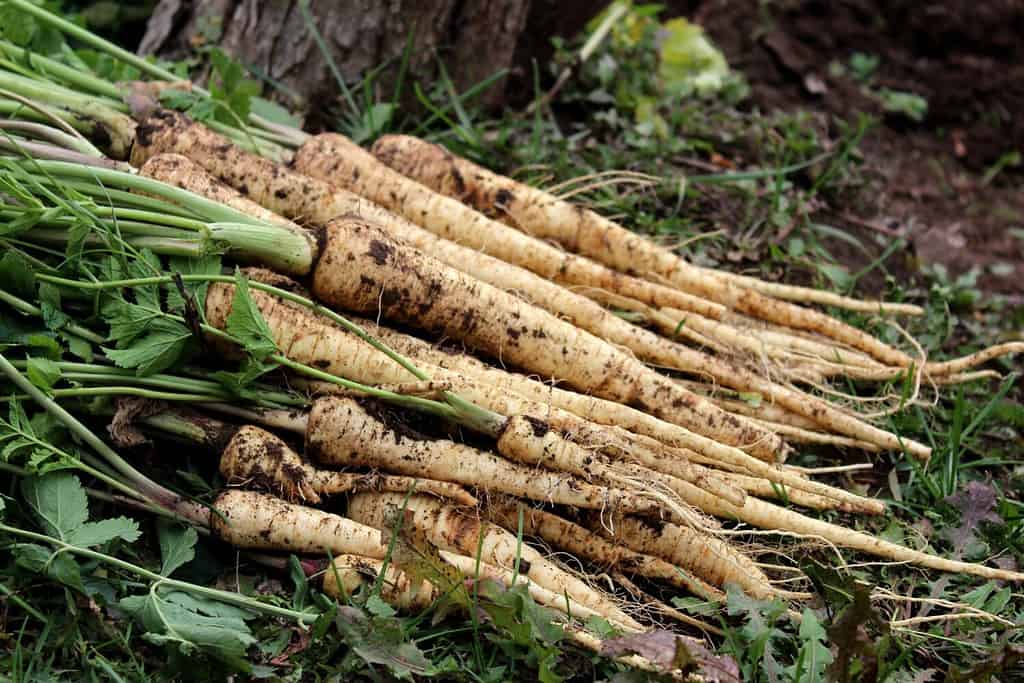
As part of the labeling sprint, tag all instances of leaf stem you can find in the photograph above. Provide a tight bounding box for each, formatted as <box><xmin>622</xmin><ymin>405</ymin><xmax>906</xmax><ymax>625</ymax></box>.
<box><xmin>0</xmin><ymin>288</ymin><xmax>106</xmax><ymax>344</ymax></box>
<box><xmin>0</xmin><ymin>352</ymin><xmax>203</xmax><ymax>522</ymax></box>
<box><xmin>0</xmin><ymin>521</ymin><xmax>320</xmax><ymax>624</ymax></box>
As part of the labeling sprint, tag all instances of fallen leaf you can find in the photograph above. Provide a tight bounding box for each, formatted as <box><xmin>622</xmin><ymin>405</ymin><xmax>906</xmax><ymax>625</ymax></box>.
<box><xmin>602</xmin><ymin>630</ymin><xmax>740</xmax><ymax>680</ymax></box>
<box><xmin>944</xmin><ymin>481</ymin><xmax>1002</xmax><ymax>555</ymax></box>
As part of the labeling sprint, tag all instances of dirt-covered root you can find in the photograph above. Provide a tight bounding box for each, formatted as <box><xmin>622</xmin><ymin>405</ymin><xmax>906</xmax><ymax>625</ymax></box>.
<box><xmin>220</xmin><ymin>425</ymin><xmax>323</xmax><ymax>502</ymax></box>
<box><xmin>711</xmin><ymin>470</ymin><xmax>870</xmax><ymax>513</ymax></box>
<box><xmin>306</xmin><ymin>396</ymin><xmax>661</xmax><ymax>515</ymax></box>
<box><xmin>486</xmin><ymin>498</ymin><xmax>725</xmax><ymax>603</ymax></box>
<box><xmin>322</xmin><ymin>554</ymin><xmax>439</xmax><ymax>610</ymax></box>
<box><xmin>665</xmin><ymin>478</ymin><xmax>1024</xmax><ymax>583</ymax></box>
<box><xmin>368</xmin><ymin>134</ymin><xmax>921</xmax><ymax>367</ymax></box>
<box><xmin>210</xmin><ymin>489</ymin><xmax>386</xmax><ymax>558</ymax></box>
<box><xmin>205</xmin><ymin>279</ymin><xmax>419</xmax><ymax>387</ymax></box>
<box><xmin>220</xmin><ymin>424</ymin><xmax>478</xmax><ymax>506</ymax></box>
<box><xmin>138</xmin><ymin>153</ymin><xmax>303</xmax><ymax>231</ymax></box>
<box><xmin>496</xmin><ymin>414</ymin><xmax>728</xmax><ymax>528</ymax></box>
<box><xmin>310</xmin><ymin>216</ymin><xmax>784</xmax><ymax>458</ymax></box>
<box><xmin>346</xmin><ymin>492</ymin><xmax>644</xmax><ymax>631</ymax></box>
<box><xmin>697</xmin><ymin>268</ymin><xmax>925</xmax><ymax>316</ymax></box>
<box><xmin>295</xmin><ymin>132</ymin><xmax>726</xmax><ymax>319</ymax></box>
<box><xmin>586</xmin><ymin>512</ymin><xmax>791</xmax><ymax>601</ymax></box>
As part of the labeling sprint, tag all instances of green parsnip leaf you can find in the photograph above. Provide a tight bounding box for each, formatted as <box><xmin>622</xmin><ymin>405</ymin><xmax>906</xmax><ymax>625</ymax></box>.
<box><xmin>120</xmin><ymin>590</ymin><xmax>257</xmax><ymax>670</ymax></box>
<box><xmin>0</xmin><ymin>251</ymin><xmax>36</xmax><ymax>298</ymax></box>
<box><xmin>104</xmin><ymin>318</ymin><xmax>193</xmax><ymax>376</ymax></box>
<box><xmin>38</xmin><ymin>282</ymin><xmax>70</xmax><ymax>332</ymax></box>
<box><xmin>167</xmin><ymin>254</ymin><xmax>222</xmax><ymax>314</ymax></box>
<box><xmin>786</xmin><ymin>609</ymin><xmax>833</xmax><ymax>682</ymax></box>
<box><xmin>26</xmin><ymin>356</ymin><xmax>61</xmax><ymax>391</ymax></box>
<box><xmin>21</xmin><ymin>472</ymin><xmax>139</xmax><ymax>546</ymax></box>
<box><xmin>102</xmin><ymin>299</ymin><xmax>164</xmax><ymax>347</ymax></box>
<box><xmin>159</xmin><ymin>522</ymin><xmax>198</xmax><ymax>576</ymax></box>
<box><xmin>225</xmin><ymin>270</ymin><xmax>277</xmax><ymax>361</ymax></box>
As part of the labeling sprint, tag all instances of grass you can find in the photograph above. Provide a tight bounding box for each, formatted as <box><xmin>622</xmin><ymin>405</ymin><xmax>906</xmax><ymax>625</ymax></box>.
<box><xmin>1</xmin><ymin>4</ymin><xmax>1023</xmax><ymax>682</ymax></box>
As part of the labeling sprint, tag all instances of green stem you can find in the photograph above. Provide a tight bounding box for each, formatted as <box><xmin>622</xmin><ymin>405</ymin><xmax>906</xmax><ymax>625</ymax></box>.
<box><xmin>10</xmin><ymin>216</ymin><xmax>196</xmax><ymax>240</ymax></box>
<box><xmin>26</xmin><ymin>228</ymin><xmax>207</xmax><ymax>258</ymax></box>
<box><xmin>33</xmin><ymin>178</ymin><xmax>200</xmax><ymax>218</ymax></box>
<box><xmin>0</xmin><ymin>40</ymin><xmax>123</xmax><ymax>100</ymax></box>
<box><xmin>0</xmin><ymin>69</ymin><xmax>135</xmax><ymax>157</ymax></box>
<box><xmin>4</xmin><ymin>0</ymin><xmax>308</xmax><ymax>148</ymax></box>
<box><xmin>0</xmin><ymin>522</ymin><xmax>320</xmax><ymax>624</ymax></box>
<box><xmin>0</xmin><ymin>289</ymin><xmax>106</xmax><ymax>344</ymax></box>
<box><xmin>9</xmin><ymin>361</ymin><xmax>304</xmax><ymax>408</ymax></box>
<box><xmin>0</xmin><ymin>118</ymin><xmax>103</xmax><ymax>156</ymax></box>
<box><xmin>0</xmin><ymin>387</ymin><xmax>233</xmax><ymax>403</ymax></box>
<box><xmin>0</xmin><ymin>353</ymin><xmax>198</xmax><ymax>518</ymax></box>
<box><xmin>0</xmin><ymin>428</ymin><xmax>149</xmax><ymax>505</ymax></box>
<box><xmin>0</xmin><ymin>136</ymin><xmax>120</xmax><ymax>167</ymax></box>
<box><xmin>33</xmin><ymin>273</ymin><xmax>506</xmax><ymax>431</ymax></box>
<box><xmin>11</xmin><ymin>159</ymin><xmax>260</xmax><ymax>225</ymax></box>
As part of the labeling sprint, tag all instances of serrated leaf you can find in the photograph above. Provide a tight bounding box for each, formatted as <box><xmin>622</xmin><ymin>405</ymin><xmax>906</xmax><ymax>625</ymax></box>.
<box><xmin>128</xmin><ymin>249</ymin><xmax>164</xmax><ymax>310</ymax></box>
<box><xmin>120</xmin><ymin>589</ymin><xmax>256</xmax><ymax>669</ymax></box>
<box><xmin>159</xmin><ymin>522</ymin><xmax>198</xmax><ymax>576</ymax></box>
<box><xmin>786</xmin><ymin>609</ymin><xmax>833</xmax><ymax>682</ymax></box>
<box><xmin>365</xmin><ymin>593</ymin><xmax>397</xmax><ymax>618</ymax></box>
<box><xmin>334</xmin><ymin>606</ymin><xmax>435</xmax><ymax>679</ymax></box>
<box><xmin>0</xmin><ymin>251</ymin><xmax>36</xmax><ymax>297</ymax></box>
<box><xmin>26</xmin><ymin>357</ymin><xmax>61</xmax><ymax>391</ymax></box>
<box><xmin>22</xmin><ymin>472</ymin><xmax>89</xmax><ymax>541</ymax></box>
<box><xmin>225</xmin><ymin>270</ymin><xmax>277</xmax><ymax>361</ymax></box>
<box><xmin>104</xmin><ymin>320</ymin><xmax>192</xmax><ymax>376</ymax></box>
<box><xmin>166</xmin><ymin>254</ymin><xmax>221</xmax><ymax>314</ymax></box>
<box><xmin>102</xmin><ymin>298</ymin><xmax>164</xmax><ymax>347</ymax></box>
<box><xmin>14</xmin><ymin>542</ymin><xmax>84</xmax><ymax>591</ymax></box>
<box><xmin>38</xmin><ymin>282</ymin><xmax>70</xmax><ymax>332</ymax></box>
<box><xmin>67</xmin><ymin>517</ymin><xmax>141</xmax><ymax>547</ymax></box>
<box><xmin>0</xmin><ymin>5</ymin><xmax>38</xmax><ymax>45</ymax></box>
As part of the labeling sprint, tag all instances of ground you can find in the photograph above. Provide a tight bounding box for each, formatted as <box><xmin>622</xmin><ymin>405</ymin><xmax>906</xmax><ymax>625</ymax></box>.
<box><xmin>692</xmin><ymin>0</ymin><xmax>1024</xmax><ymax>298</ymax></box>
<box><xmin>1</xmin><ymin>1</ymin><xmax>1022</xmax><ymax>681</ymax></box>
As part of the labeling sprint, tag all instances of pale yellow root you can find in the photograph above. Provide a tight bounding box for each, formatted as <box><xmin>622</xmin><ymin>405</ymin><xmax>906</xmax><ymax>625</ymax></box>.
<box><xmin>294</xmin><ymin>132</ymin><xmax>726</xmax><ymax>319</ymax></box>
<box><xmin>712</xmin><ymin>470</ymin><xmax>872</xmax><ymax>513</ymax></box>
<box><xmin>662</xmin><ymin>478</ymin><xmax>1024</xmax><ymax>582</ymax></box>
<box><xmin>211</xmin><ymin>489</ymin><xmax>386</xmax><ymax>558</ymax></box>
<box><xmin>322</xmin><ymin>554</ymin><xmax>439</xmax><ymax>610</ymax></box>
<box><xmin>486</xmin><ymin>497</ymin><xmax>725</xmax><ymax>603</ymax></box>
<box><xmin>741</xmin><ymin>417</ymin><xmax>883</xmax><ymax>451</ymax></box>
<box><xmin>221</xmin><ymin>425</ymin><xmax>477</xmax><ymax>506</ymax></box>
<box><xmin>499</xmin><ymin>413</ymin><xmax>885</xmax><ymax>518</ymax></box>
<box><xmin>698</xmin><ymin>268</ymin><xmax>925</xmax><ymax>316</ymax></box>
<box><xmin>211</xmin><ymin>270</ymin><xmax>876</xmax><ymax>511</ymax></box>
<box><xmin>308</xmin><ymin>216</ymin><xmax>784</xmax><ymax>458</ymax></box>
<box><xmin>346</xmin><ymin>492</ymin><xmax>644</xmax><ymax>631</ymax></box>
<box><xmin>495</xmin><ymin>415</ymin><xmax>718</xmax><ymax>530</ymax></box>
<box><xmin>587</xmin><ymin>513</ymin><xmax>793</xmax><ymax>600</ymax></box>
<box><xmin>367</xmin><ymin>134</ymin><xmax>922</xmax><ymax>366</ymax></box>
<box><xmin>306</xmin><ymin>396</ymin><xmax>666</xmax><ymax>515</ymax></box>
<box><xmin>207</xmin><ymin>271</ymin><xmax>776</xmax><ymax>476</ymax></box>
<box><xmin>139</xmin><ymin>153</ymin><xmax>302</xmax><ymax>230</ymax></box>
<box><xmin>439</xmin><ymin>552</ymin><xmax>630</xmax><ymax>628</ymax></box>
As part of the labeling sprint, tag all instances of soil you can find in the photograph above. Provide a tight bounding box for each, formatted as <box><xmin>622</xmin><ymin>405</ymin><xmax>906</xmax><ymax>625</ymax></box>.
<box><xmin>678</xmin><ymin>0</ymin><xmax>1024</xmax><ymax>298</ymax></box>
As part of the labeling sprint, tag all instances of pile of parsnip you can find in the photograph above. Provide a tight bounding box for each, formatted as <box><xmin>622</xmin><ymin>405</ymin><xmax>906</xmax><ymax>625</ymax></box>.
<box><xmin>0</xmin><ymin>2</ymin><xmax>1022</xmax><ymax>676</ymax></box>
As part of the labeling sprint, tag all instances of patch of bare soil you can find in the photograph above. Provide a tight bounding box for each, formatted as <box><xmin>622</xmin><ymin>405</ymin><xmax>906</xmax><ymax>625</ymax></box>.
<box><xmin>680</xmin><ymin>0</ymin><xmax>1024</xmax><ymax>297</ymax></box>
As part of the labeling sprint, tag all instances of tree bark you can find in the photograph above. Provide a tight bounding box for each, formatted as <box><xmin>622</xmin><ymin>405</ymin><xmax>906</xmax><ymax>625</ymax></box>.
<box><xmin>139</xmin><ymin>0</ymin><xmax>533</xmax><ymax>110</ymax></box>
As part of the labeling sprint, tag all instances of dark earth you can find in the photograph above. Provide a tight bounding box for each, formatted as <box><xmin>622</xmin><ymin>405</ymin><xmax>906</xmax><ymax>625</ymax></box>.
<box><xmin>523</xmin><ymin>0</ymin><xmax>1023</xmax><ymax>298</ymax></box>
<box><xmin>687</xmin><ymin>0</ymin><xmax>1024</xmax><ymax>299</ymax></box>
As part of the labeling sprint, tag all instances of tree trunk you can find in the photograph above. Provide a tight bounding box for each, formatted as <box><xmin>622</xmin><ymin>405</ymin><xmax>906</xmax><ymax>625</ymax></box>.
<box><xmin>139</xmin><ymin>0</ymin><xmax>533</xmax><ymax>111</ymax></box>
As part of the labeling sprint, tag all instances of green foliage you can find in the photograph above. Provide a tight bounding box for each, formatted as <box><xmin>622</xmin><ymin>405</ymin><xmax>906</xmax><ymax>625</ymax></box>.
<box><xmin>224</xmin><ymin>268</ymin><xmax>277</xmax><ymax>362</ymax></box>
